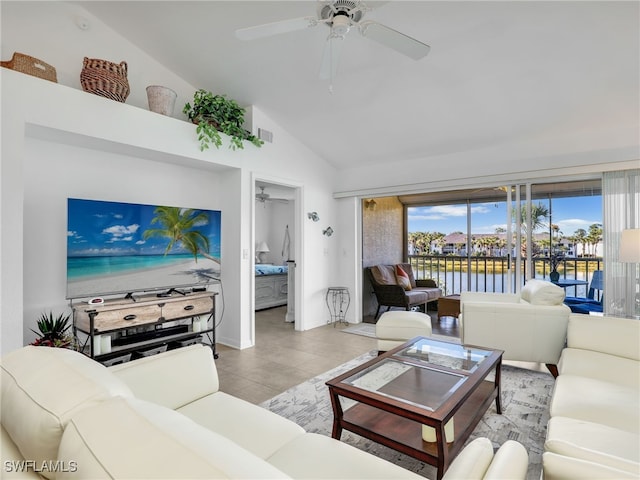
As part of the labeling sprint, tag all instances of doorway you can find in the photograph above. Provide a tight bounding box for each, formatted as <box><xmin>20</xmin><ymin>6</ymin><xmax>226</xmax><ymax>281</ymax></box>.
<box><xmin>252</xmin><ymin>178</ymin><xmax>302</xmax><ymax>344</ymax></box>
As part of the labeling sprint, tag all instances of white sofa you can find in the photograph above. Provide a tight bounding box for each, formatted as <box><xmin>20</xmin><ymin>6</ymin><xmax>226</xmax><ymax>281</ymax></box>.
<box><xmin>1</xmin><ymin>344</ymin><xmax>529</xmax><ymax>479</ymax></box>
<box><xmin>460</xmin><ymin>279</ymin><xmax>571</xmax><ymax>376</ymax></box>
<box><xmin>542</xmin><ymin>314</ymin><xmax>640</xmax><ymax>479</ymax></box>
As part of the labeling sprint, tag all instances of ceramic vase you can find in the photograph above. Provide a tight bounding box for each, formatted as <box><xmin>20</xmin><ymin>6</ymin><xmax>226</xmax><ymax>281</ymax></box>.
<box><xmin>146</xmin><ymin>85</ymin><xmax>177</xmax><ymax>116</ymax></box>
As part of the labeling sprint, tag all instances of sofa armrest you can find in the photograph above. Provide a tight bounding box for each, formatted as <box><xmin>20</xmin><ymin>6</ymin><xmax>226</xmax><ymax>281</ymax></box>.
<box><xmin>415</xmin><ymin>278</ymin><xmax>438</xmax><ymax>288</ymax></box>
<box><xmin>442</xmin><ymin>438</ymin><xmax>528</xmax><ymax>480</ymax></box>
<box><xmin>109</xmin><ymin>344</ymin><xmax>218</xmax><ymax>410</ymax></box>
<box><xmin>372</xmin><ymin>283</ymin><xmax>411</xmax><ymax>305</ymax></box>
<box><xmin>483</xmin><ymin>440</ymin><xmax>529</xmax><ymax>479</ymax></box>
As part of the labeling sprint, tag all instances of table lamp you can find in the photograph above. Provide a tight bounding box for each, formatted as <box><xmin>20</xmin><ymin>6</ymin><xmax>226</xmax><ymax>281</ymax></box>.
<box><xmin>256</xmin><ymin>241</ymin><xmax>270</xmax><ymax>264</ymax></box>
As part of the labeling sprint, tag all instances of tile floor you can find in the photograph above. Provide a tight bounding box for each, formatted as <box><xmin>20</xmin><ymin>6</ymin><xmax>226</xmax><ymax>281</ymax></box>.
<box><xmin>213</xmin><ymin>307</ymin><xmax>460</xmax><ymax>404</ymax></box>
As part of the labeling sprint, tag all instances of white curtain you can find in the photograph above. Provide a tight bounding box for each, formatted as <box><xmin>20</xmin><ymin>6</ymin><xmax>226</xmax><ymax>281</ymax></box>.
<box><xmin>602</xmin><ymin>169</ymin><xmax>640</xmax><ymax>317</ymax></box>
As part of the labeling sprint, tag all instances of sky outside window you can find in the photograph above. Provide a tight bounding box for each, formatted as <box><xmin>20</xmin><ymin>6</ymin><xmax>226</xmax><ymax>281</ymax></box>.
<box><xmin>408</xmin><ymin>196</ymin><xmax>602</xmax><ymax>237</ymax></box>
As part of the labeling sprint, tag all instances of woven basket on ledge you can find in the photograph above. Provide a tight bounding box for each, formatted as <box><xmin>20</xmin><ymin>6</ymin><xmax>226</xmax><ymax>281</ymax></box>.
<box><xmin>80</xmin><ymin>57</ymin><xmax>130</xmax><ymax>103</ymax></box>
<box><xmin>0</xmin><ymin>52</ymin><xmax>57</xmax><ymax>83</ymax></box>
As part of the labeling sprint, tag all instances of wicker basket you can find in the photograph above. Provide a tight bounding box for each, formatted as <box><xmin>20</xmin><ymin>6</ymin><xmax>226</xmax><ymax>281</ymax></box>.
<box><xmin>80</xmin><ymin>57</ymin><xmax>130</xmax><ymax>103</ymax></box>
<box><xmin>0</xmin><ymin>52</ymin><xmax>57</xmax><ymax>83</ymax></box>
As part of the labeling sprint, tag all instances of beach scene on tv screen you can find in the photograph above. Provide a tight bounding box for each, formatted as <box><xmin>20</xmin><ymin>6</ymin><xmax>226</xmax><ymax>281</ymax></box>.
<box><xmin>67</xmin><ymin>198</ymin><xmax>221</xmax><ymax>299</ymax></box>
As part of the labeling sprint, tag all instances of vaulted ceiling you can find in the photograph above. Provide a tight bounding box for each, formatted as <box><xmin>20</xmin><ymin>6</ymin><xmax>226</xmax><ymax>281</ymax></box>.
<box><xmin>78</xmin><ymin>1</ymin><xmax>639</xmax><ymax>170</ymax></box>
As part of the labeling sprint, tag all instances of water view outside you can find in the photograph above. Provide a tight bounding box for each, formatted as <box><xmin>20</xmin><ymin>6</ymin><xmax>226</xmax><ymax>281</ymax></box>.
<box><xmin>408</xmin><ymin>194</ymin><xmax>603</xmax><ymax>295</ymax></box>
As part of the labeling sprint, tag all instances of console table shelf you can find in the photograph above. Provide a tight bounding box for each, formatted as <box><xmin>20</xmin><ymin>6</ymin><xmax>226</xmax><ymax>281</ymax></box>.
<box><xmin>72</xmin><ymin>291</ymin><xmax>217</xmax><ymax>363</ymax></box>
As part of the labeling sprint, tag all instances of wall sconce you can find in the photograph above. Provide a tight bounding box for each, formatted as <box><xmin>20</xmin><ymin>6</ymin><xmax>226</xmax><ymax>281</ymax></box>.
<box><xmin>364</xmin><ymin>199</ymin><xmax>377</xmax><ymax>210</ymax></box>
<box><xmin>307</xmin><ymin>211</ymin><xmax>319</xmax><ymax>222</ymax></box>
<box><xmin>323</xmin><ymin>227</ymin><xmax>334</xmax><ymax>237</ymax></box>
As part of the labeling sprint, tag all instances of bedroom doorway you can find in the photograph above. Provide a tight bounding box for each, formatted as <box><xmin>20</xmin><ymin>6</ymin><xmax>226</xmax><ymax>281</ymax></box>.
<box><xmin>252</xmin><ymin>179</ymin><xmax>302</xmax><ymax>342</ymax></box>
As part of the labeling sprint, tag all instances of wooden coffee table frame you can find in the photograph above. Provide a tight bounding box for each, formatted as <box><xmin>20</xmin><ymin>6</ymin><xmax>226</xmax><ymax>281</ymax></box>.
<box><xmin>326</xmin><ymin>337</ymin><xmax>502</xmax><ymax>480</ymax></box>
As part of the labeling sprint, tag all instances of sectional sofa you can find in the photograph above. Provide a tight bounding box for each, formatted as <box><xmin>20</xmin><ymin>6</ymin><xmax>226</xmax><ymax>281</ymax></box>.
<box><xmin>1</xmin><ymin>344</ymin><xmax>529</xmax><ymax>479</ymax></box>
<box><xmin>543</xmin><ymin>313</ymin><xmax>640</xmax><ymax>479</ymax></box>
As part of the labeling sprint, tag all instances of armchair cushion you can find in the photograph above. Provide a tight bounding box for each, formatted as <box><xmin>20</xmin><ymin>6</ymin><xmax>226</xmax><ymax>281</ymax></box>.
<box><xmin>395</xmin><ymin>264</ymin><xmax>412</xmax><ymax>290</ymax></box>
<box><xmin>520</xmin><ymin>279</ymin><xmax>565</xmax><ymax>305</ymax></box>
<box><xmin>370</xmin><ymin>265</ymin><xmax>396</xmax><ymax>285</ymax></box>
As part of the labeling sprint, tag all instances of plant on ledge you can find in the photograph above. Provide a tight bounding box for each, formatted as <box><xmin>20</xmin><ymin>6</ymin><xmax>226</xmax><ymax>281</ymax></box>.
<box><xmin>183</xmin><ymin>89</ymin><xmax>263</xmax><ymax>151</ymax></box>
<box><xmin>30</xmin><ymin>311</ymin><xmax>73</xmax><ymax>348</ymax></box>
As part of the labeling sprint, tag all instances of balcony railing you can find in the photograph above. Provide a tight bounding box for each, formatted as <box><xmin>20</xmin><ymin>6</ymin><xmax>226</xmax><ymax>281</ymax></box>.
<box><xmin>408</xmin><ymin>254</ymin><xmax>603</xmax><ymax>297</ymax></box>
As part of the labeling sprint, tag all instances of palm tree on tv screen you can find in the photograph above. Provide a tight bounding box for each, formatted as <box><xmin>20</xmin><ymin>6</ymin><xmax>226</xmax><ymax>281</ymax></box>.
<box><xmin>143</xmin><ymin>206</ymin><xmax>215</xmax><ymax>262</ymax></box>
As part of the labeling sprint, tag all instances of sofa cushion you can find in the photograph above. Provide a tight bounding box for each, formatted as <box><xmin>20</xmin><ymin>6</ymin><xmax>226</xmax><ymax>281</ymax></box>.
<box><xmin>370</xmin><ymin>265</ymin><xmax>396</xmax><ymax>285</ymax></box>
<box><xmin>543</xmin><ymin>451</ymin><xmax>639</xmax><ymax>480</ymax></box>
<box><xmin>398</xmin><ymin>263</ymin><xmax>418</xmax><ymax>288</ymax></box>
<box><xmin>520</xmin><ymin>279</ymin><xmax>565</xmax><ymax>305</ymax></box>
<box><xmin>1</xmin><ymin>425</ymin><xmax>41</xmax><ymax>479</ymax></box>
<box><xmin>545</xmin><ymin>416</ymin><xmax>639</xmax><ymax>475</ymax></box>
<box><xmin>267</xmin><ymin>432</ymin><xmax>422</xmax><ymax>479</ymax></box>
<box><xmin>0</xmin><ymin>346</ymin><xmax>133</xmax><ymax>479</ymax></box>
<box><xmin>558</xmin><ymin>347</ymin><xmax>640</xmax><ymax>388</ymax></box>
<box><xmin>177</xmin><ymin>390</ymin><xmax>305</xmax><ymax>460</ymax></box>
<box><xmin>109</xmin><ymin>344</ymin><xmax>219</xmax><ymax>409</ymax></box>
<box><xmin>395</xmin><ymin>264</ymin><xmax>412</xmax><ymax>290</ymax></box>
<box><xmin>57</xmin><ymin>396</ymin><xmax>290</xmax><ymax>479</ymax></box>
<box><xmin>566</xmin><ymin>314</ymin><xmax>640</xmax><ymax>362</ymax></box>
<box><xmin>550</xmin><ymin>374</ymin><xmax>640</xmax><ymax>433</ymax></box>
<box><xmin>404</xmin><ymin>290</ymin><xmax>429</xmax><ymax>304</ymax></box>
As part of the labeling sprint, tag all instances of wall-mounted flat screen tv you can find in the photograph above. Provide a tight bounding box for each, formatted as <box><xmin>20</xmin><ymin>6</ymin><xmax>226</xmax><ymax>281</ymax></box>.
<box><xmin>67</xmin><ymin>198</ymin><xmax>221</xmax><ymax>299</ymax></box>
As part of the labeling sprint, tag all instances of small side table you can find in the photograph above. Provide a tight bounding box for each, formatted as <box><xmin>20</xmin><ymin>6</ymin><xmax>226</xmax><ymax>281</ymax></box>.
<box><xmin>438</xmin><ymin>295</ymin><xmax>461</xmax><ymax>320</ymax></box>
<box><xmin>326</xmin><ymin>287</ymin><xmax>350</xmax><ymax>326</ymax></box>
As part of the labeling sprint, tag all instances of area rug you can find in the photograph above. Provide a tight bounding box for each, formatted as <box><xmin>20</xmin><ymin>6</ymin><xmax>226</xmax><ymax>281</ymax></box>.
<box><xmin>341</xmin><ymin>323</ymin><xmax>377</xmax><ymax>337</ymax></box>
<box><xmin>260</xmin><ymin>350</ymin><xmax>553</xmax><ymax>480</ymax></box>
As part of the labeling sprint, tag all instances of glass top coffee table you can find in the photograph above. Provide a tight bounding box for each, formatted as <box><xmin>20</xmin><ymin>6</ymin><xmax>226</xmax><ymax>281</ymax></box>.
<box><xmin>325</xmin><ymin>336</ymin><xmax>503</xmax><ymax>480</ymax></box>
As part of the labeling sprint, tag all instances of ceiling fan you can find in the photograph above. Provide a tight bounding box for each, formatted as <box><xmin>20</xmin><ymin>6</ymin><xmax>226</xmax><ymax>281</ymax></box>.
<box><xmin>256</xmin><ymin>186</ymin><xmax>289</xmax><ymax>204</ymax></box>
<box><xmin>236</xmin><ymin>0</ymin><xmax>430</xmax><ymax>81</ymax></box>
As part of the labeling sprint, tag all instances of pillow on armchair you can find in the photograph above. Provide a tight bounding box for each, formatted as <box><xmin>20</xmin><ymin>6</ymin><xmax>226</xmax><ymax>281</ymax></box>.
<box><xmin>395</xmin><ymin>265</ymin><xmax>412</xmax><ymax>291</ymax></box>
<box><xmin>521</xmin><ymin>279</ymin><xmax>565</xmax><ymax>305</ymax></box>
<box><xmin>370</xmin><ymin>265</ymin><xmax>396</xmax><ymax>286</ymax></box>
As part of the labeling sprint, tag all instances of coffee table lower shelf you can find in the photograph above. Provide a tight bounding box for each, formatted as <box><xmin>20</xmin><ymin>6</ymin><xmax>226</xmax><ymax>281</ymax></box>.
<box><xmin>332</xmin><ymin>380</ymin><xmax>498</xmax><ymax>479</ymax></box>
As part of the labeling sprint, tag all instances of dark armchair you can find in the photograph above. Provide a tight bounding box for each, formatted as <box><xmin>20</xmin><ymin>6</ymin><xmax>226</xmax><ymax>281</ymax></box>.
<box><xmin>366</xmin><ymin>263</ymin><xmax>441</xmax><ymax>319</ymax></box>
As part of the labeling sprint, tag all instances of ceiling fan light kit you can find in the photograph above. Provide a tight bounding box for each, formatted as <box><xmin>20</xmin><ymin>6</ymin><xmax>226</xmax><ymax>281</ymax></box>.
<box><xmin>236</xmin><ymin>0</ymin><xmax>430</xmax><ymax>84</ymax></box>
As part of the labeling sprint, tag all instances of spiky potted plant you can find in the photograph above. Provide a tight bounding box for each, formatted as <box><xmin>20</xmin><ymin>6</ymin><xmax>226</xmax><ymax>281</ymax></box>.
<box><xmin>31</xmin><ymin>311</ymin><xmax>73</xmax><ymax>348</ymax></box>
<box><xmin>183</xmin><ymin>89</ymin><xmax>263</xmax><ymax>151</ymax></box>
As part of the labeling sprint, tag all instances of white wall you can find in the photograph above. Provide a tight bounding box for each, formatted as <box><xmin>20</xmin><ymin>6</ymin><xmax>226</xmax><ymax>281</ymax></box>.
<box><xmin>22</xmin><ymin>137</ymin><xmax>224</xmax><ymax>344</ymax></box>
<box><xmin>255</xmin><ymin>200</ymin><xmax>294</xmax><ymax>265</ymax></box>
<box><xmin>1</xmin><ymin>1</ymin><xmax>341</xmax><ymax>354</ymax></box>
<box><xmin>1</xmin><ymin>1</ymin><xmax>196</xmax><ymax>118</ymax></box>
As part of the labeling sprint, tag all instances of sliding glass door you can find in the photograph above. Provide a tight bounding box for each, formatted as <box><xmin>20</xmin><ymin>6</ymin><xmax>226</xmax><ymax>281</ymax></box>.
<box><xmin>404</xmin><ymin>179</ymin><xmax>602</xmax><ymax>296</ymax></box>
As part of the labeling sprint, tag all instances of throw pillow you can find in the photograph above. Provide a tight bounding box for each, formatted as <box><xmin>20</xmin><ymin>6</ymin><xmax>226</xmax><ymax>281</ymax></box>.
<box><xmin>521</xmin><ymin>279</ymin><xmax>565</xmax><ymax>305</ymax></box>
<box><xmin>370</xmin><ymin>265</ymin><xmax>397</xmax><ymax>285</ymax></box>
<box><xmin>395</xmin><ymin>265</ymin><xmax>412</xmax><ymax>291</ymax></box>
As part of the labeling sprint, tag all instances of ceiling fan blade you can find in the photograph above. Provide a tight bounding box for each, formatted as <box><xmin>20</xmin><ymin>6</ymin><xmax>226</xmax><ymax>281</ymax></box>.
<box><xmin>236</xmin><ymin>16</ymin><xmax>318</xmax><ymax>41</ymax></box>
<box><xmin>319</xmin><ymin>35</ymin><xmax>345</xmax><ymax>80</ymax></box>
<box><xmin>359</xmin><ymin>20</ymin><xmax>430</xmax><ymax>60</ymax></box>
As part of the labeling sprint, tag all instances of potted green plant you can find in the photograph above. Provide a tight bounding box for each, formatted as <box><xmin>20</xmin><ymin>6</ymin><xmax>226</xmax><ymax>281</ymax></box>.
<box><xmin>549</xmin><ymin>251</ymin><xmax>564</xmax><ymax>282</ymax></box>
<box><xmin>30</xmin><ymin>311</ymin><xmax>73</xmax><ymax>348</ymax></box>
<box><xmin>183</xmin><ymin>89</ymin><xmax>263</xmax><ymax>151</ymax></box>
